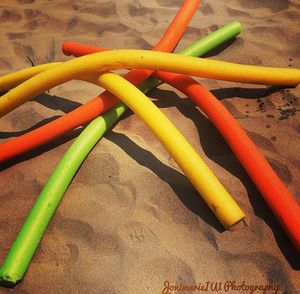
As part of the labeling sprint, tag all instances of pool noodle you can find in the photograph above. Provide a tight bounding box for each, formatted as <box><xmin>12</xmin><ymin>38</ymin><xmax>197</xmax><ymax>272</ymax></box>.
<box><xmin>0</xmin><ymin>49</ymin><xmax>299</xmax><ymax>117</ymax></box>
<box><xmin>64</xmin><ymin>40</ymin><xmax>300</xmax><ymax>251</ymax></box>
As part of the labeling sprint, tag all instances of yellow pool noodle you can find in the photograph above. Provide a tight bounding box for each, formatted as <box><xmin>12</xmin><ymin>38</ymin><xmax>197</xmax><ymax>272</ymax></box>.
<box><xmin>0</xmin><ymin>49</ymin><xmax>299</xmax><ymax>117</ymax></box>
<box><xmin>92</xmin><ymin>72</ymin><xmax>246</xmax><ymax>228</ymax></box>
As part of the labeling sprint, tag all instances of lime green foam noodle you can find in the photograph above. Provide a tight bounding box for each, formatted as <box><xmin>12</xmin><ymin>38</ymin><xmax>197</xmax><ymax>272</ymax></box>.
<box><xmin>0</xmin><ymin>21</ymin><xmax>242</xmax><ymax>285</ymax></box>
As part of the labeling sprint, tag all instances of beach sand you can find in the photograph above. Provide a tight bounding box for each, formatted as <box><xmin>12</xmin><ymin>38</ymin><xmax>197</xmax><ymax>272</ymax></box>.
<box><xmin>0</xmin><ymin>0</ymin><xmax>299</xmax><ymax>293</ymax></box>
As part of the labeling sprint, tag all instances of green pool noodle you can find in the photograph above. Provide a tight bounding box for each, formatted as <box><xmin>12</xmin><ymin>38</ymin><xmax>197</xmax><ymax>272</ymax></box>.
<box><xmin>0</xmin><ymin>21</ymin><xmax>242</xmax><ymax>285</ymax></box>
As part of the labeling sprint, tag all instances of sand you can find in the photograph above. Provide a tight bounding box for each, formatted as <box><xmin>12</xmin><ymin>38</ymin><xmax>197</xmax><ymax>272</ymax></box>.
<box><xmin>0</xmin><ymin>0</ymin><xmax>299</xmax><ymax>293</ymax></box>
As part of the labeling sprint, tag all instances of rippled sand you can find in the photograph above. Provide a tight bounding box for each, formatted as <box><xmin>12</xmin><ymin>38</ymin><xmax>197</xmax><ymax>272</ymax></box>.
<box><xmin>0</xmin><ymin>0</ymin><xmax>299</xmax><ymax>293</ymax></box>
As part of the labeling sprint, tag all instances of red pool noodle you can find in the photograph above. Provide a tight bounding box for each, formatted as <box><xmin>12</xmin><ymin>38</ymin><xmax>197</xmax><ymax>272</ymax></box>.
<box><xmin>0</xmin><ymin>0</ymin><xmax>202</xmax><ymax>162</ymax></box>
<box><xmin>34</xmin><ymin>42</ymin><xmax>300</xmax><ymax>251</ymax></box>
<box><xmin>154</xmin><ymin>72</ymin><xmax>300</xmax><ymax>252</ymax></box>
<box><xmin>63</xmin><ymin>44</ymin><xmax>300</xmax><ymax>251</ymax></box>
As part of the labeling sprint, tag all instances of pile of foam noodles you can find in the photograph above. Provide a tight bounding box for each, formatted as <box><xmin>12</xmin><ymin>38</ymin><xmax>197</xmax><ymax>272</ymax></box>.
<box><xmin>0</xmin><ymin>0</ymin><xmax>300</xmax><ymax>285</ymax></box>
